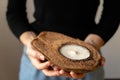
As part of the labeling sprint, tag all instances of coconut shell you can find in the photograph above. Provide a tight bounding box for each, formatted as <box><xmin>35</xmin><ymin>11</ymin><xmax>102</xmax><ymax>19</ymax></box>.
<box><xmin>31</xmin><ymin>31</ymin><xmax>102</xmax><ymax>73</ymax></box>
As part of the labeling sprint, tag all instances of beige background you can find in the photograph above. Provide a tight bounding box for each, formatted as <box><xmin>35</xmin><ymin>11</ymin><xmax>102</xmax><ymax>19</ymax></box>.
<box><xmin>0</xmin><ymin>0</ymin><xmax>120</xmax><ymax>80</ymax></box>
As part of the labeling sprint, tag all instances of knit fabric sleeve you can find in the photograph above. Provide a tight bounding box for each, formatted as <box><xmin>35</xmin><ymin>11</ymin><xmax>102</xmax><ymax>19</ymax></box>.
<box><xmin>92</xmin><ymin>0</ymin><xmax>120</xmax><ymax>43</ymax></box>
<box><xmin>6</xmin><ymin>0</ymin><xmax>34</xmax><ymax>39</ymax></box>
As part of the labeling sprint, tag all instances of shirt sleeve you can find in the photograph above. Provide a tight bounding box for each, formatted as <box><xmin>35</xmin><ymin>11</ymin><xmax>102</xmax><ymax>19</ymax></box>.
<box><xmin>92</xmin><ymin>0</ymin><xmax>120</xmax><ymax>43</ymax></box>
<box><xmin>6</xmin><ymin>0</ymin><xmax>34</xmax><ymax>39</ymax></box>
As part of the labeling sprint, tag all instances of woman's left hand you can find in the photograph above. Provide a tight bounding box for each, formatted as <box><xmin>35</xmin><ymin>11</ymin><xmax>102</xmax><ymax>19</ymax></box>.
<box><xmin>59</xmin><ymin>70</ymin><xmax>85</xmax><ymax>79</ymax></box>
<box><xmin>58</xmin><ymin>55</ymin><xmax>105</xmax><ymax>79</ymax></box>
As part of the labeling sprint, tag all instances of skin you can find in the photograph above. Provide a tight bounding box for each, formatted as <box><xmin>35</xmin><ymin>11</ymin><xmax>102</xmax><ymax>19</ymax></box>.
<box><xmin>20</xmin><ymin>31</ymin><xmax>105</xmax><ymax>79</ymax></box>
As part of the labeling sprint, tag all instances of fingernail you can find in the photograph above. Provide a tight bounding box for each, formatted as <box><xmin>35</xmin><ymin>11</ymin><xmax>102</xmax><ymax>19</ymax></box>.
<box><xmin>37</xmin><ymin>54</ymin><xmax>44</xmax><ymax>60</ymax></box>
<box><xmin>40</xmin><ymin>55</ymin><xmax>45</xmax><ymax>60</ymax></box>
<box><xmin>59</xmin><ymin>70</ymin><xmax>64</xmax><ymax>74</ymax></box>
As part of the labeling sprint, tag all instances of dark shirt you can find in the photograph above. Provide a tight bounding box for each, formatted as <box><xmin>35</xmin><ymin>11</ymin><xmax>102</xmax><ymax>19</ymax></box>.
<box><xmin>6</xmin><ymin>0</ymin><xmax>119</xmax><ymax>43</ymax></box>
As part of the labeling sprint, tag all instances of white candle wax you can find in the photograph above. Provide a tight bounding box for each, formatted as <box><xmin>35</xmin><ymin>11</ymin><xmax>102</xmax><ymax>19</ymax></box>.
<box><xmin>60</xmin><ymin>44</ymin><xmax>90</xmax><ymax>60</ymax></box>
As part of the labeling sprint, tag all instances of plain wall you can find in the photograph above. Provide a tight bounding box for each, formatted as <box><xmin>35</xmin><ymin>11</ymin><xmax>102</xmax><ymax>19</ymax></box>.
<box><xmin>0</xmin><ymin>0</ymin><xmax>23</xmax><ymax>80</ymax></box>
<box><xmin>0</xmin><ymin>0</ymin><xmax>120</xmax><ymax>80</ymax></box>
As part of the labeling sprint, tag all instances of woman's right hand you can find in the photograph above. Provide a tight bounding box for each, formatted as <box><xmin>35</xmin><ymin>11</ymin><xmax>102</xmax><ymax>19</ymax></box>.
<box><xmin>20</xmin><ymin>31</ymin><xmax>60</xmax><ymax>76</ymax></box>
<box><xmin>26</xmin><ymin>43</ymin><xmax>61</xmax><ymax>76</ymax></box>
<box><xmin>26</xmin><ymin>44</ymin><xmax>51</xmax><ymax>70</ymax></box>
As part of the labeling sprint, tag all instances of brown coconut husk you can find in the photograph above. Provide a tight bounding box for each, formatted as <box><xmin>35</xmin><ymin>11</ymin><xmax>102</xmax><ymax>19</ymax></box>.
<box><xmin>31</xmin><ymin>31</ymin><xmax>102</xmax><ymax>73</ymax></box>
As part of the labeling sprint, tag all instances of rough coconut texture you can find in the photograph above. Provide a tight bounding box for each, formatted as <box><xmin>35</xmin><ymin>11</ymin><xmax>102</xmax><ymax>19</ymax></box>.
<box><xmin>31</xmin><ymin>31</ymin><xmax>102</xmax><ymax>73</ymax></box>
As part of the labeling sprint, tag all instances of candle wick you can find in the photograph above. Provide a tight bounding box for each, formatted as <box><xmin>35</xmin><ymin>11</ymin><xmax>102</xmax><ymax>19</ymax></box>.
<box><xmin>75</xmin><ymin>51</ymin><xmax>79</xmax><ymax>54</ymax></box>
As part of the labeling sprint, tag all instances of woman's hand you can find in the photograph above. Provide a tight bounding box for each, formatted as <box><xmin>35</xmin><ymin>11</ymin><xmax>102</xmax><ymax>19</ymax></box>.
<box><xmin>26</xmin><ymin>44</ymin><xmax>50</xmax><ymax>70</ymax></box>
<box><xmin>59</xmin><ymin>70</ymin><xmax>85</xmax><ymax>79</ymax></box>
<box><xmin>58</xmin><ymin>34</ymin><xmax>106</xmax><ymax>79</ymax></box>
<box><xmin>27</xmin><ymin>44</ymin><xmax>60</xmax><ymax>76</ymax></box>
<box><xmin>84</xmin><ymin>33</ymin><xmax>106</xmax><ymax>67</ymax></box>
<box><xmin>20</xmin><ymin>31</ymin><xmax>60</xmax><ymax>76</ymax></box>
<box><xmin>58</xmin><ymin>56</ymin><xmax>105</xmax><ymax>79</ymax></box>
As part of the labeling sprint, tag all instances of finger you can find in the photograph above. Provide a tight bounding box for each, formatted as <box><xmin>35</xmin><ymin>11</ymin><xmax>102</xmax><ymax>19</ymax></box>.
<box><xmin>27</xmin><ymin>47</ymin><xmax>45</xmax><ymax>60</ymax></box>
<box><xmin>36</xmin><ymin>53</ymin><xmax>45</xmax><ymax>61</ymax></box>
<box><xmin>42</xmin><ymin>69</ymin><xmax>60</xmax><ymax>76</ymax></box>
<box><xmin>101</xmin><ymin>56</ymin><xmax>105</xmax><ymax>66</ymax></box>
<box><xmin>50</xmin><ymin>64</ymin><xmax>60</xmax><ymax>71</ymax></box>
<box><xmin>53</xmin><ymin>66</ymin><xmax>60</xmax><ymax>71</ymax></box>
<box><xmin>70</xmin><ymin>71</ymin><xmax>85</xmax><ymax>79</ymax></box>
<box><xmin>29</xmin><ymin>55</ymin><xmax>50</xmax><ymax>70</ymax></box>
<box><xmin>59</xmin><ymin>70</ymin><xmax>72</xmax><ymax>78</ymax></box>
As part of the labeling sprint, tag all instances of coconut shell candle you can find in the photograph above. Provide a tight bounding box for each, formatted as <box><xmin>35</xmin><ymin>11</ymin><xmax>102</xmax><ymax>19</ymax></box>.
<box><xmin>31</xmin><ymin>31</ymin><xmax>102</xmax><ymax>73</ymax></box>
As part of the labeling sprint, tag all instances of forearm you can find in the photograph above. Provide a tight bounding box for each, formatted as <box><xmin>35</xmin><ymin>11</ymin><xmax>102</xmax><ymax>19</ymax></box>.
<box><xmin>6</xmin><ymin>0</ymin><xmax>34</xmax><ymax>39</ymax></box>
<box><xmin>93</xmin><ymin>0</ymin><xmax>119</xmax><ymax>43</ymax></box>
<box><xmin>84</xmin><ymin>34</ymin><xmax>105</xmax><ymax>50</ymax></box>
<box><xmin>19</xmin><ymin>31</ymin><xmax>37</xmax><ymax>47</ymax></box>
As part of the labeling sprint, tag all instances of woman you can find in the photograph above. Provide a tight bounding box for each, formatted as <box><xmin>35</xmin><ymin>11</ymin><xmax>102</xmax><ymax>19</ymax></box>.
<box><xmin>6</xmin><ymin>0</ymin><xmax>119</xmax><ymax>80</ymax></box>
